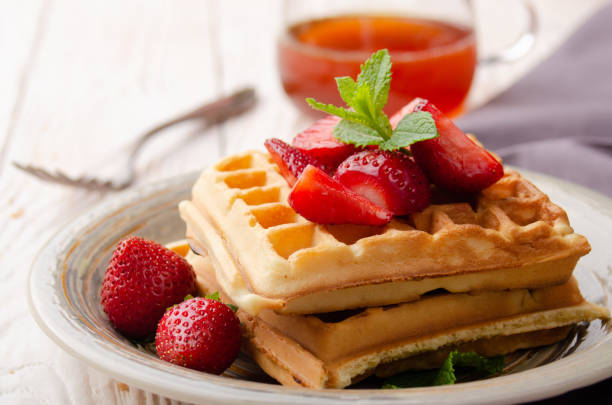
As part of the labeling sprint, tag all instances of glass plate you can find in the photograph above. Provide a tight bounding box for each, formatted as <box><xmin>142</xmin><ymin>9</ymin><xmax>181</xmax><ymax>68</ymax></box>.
<box><xmin>27</xmin><ymin>169</ymin><xmax>612</xmax><ymax>404</ymax></box>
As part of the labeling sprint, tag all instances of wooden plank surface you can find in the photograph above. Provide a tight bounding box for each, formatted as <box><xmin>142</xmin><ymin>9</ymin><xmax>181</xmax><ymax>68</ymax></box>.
<box><xmin>0</xmin><ymin>0</ymin><xmax>608</xmax><ymax>403</ymax></box>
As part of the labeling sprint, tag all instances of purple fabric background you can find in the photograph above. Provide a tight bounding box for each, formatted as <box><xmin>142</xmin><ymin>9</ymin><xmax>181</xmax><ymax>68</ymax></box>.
<box><xmin>459</xmin><ymin>6</ymin><xmax>612</xmax><ymax>402</ymax></box>
<box><xmin>458</xmin><ymin>4</ymin><xmax>612</xmax><ymax>196</ymax></box>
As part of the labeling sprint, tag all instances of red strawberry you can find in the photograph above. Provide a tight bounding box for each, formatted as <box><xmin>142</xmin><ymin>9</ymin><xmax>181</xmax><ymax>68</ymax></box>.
<box><xmin>390</xmin><ymin>98</ymin><xmax>504</xmax><ymax>193</ymax></box>
<box><xmin>264</xmin><ymin>138</ymin><xmax>330</xmax><ymax>186</ymax></box>
<box><xmin>292</xmin><ymin>115</ymin><xmax>359</xmax><ymax>168</ymax></box>
<box><xmin>156</xmin><ymin>297</ymin><xmax>241</xmax><ymax>374</ymax></box>
<box><xmin>100</xmin><ymin>236</ymin><xmax>197</xmax><ymax>339</ymax></box>
<box><xmin>288</xmin><ymin>165</ymin><xmax>392</xmax><ymax>226</ymax></box>
<box><xmin>335</xmin><ymin>150</ymin><xmax>431</xmax><ymax>215</ymax></box>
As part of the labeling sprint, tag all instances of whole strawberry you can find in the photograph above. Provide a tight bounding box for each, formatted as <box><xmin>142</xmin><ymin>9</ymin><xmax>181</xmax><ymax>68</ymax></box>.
<box><xmin>100</xmin><ymin>236</ymin><xmax>197</xmax><ymax>339</ymax></box>
<box><xmin>155</xmin><ymin>297</ymin><xmax>241</xmax><ymax>374</ymax></box>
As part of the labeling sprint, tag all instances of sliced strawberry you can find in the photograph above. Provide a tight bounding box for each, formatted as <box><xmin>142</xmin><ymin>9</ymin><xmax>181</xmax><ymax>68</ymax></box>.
<box><xmin>390</xmin><ymin>98</ymin><xmax>504</xmax><ymax>193</ymax></box>
<box><xmin>288</xmin><ymin>165</ymin><xmax>392</xmax><ymax>226</ymax></box>
<box><xmin>334</xmin><ymin>150</ymin><xmax>430</xmax><ymax>215</ymax></box>
<box><xmin>264</xmin><ymin>138</ymin><xmax>329</xmax><ymax>186</ymax></box>
<box><xmin>292</xmin><ymin>115</ymin><xmax>359</xmax><ymax>169</ymax></box>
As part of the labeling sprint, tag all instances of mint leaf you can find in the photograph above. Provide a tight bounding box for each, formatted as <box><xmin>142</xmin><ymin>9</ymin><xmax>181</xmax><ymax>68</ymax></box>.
<box><xmin>350</xmin><ymin>83</ymin><xmax>378</xmax><ymax>123</ymax></box>
<box><xmin>379</xmin><ymin>111</ymin><xmax>438</xmax><ymax>150</ymax></box>
<box><xmin>333</xmin><ymin>119</ymin><xmax>385</xmax><ymax>147</ymax></box>
<box><xmin>393</xmin><ymin>111</ymin><xmax>438</xmax><ymax>142</ymax></box>
<box><xmin>306</xmin><ymin>98</ymin><xmax>371</xmax><ymax>126</ymax></box>
<box><xmin>349</xmin><ymin>83</ymin><xmax>392</xmax><ymax>139</ymax></box>
<box><xmin>357</xmin><ymin>49</ymin><xmax>391</xmax><ymax>111</ymax></box>
<box><xmin>433</xmin><ymin>351</ymin><xmax>458</xmax><ymax>385</ymax></box>
<box><xmin>433</xmin><ymin>351</ymin><xmax>505</xmax><ymax>385</ymax></box>
<box><xmin>204</xmin><ymin>291</ymin><xmax>220</xmax><ymax>301</ymax></box>
<box><xmin>375</xmin><ymin>113</ymin><xmax>393</xmax><ymax>139</ymax></box>
<box><xmin>382</xmin><ymin>351</ymin><xmax>505</xmax><ymax>389</ymax></box>
<box><xmin>226</xmin><ymin>303</ymin><xmax>239</xmax><ymax>312</ymax></box>
<box><xmin>336</xmin><ymin>76</ymin><xmax>358</xmax><ymax>105</ymax></box>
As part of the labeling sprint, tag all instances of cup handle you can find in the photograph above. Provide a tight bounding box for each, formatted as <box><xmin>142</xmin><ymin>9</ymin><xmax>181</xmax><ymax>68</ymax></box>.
<box><xmin>478</xmin><ymin>0</ymin><xmax>538</xmax><ymax>64</ymax></box>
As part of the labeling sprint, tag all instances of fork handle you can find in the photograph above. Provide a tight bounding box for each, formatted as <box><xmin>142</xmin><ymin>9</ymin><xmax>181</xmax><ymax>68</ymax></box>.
<box><xmin>128</xmin><ymin>87</ymin><xmax>256</xmax><ymax>163</ymax></box>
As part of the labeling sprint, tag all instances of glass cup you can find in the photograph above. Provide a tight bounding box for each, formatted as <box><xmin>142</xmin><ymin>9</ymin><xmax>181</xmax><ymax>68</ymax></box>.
<box><xmin>277</xmin><ymin>0</ymin><xmax>536</xmax><ymax>117</ymax></box>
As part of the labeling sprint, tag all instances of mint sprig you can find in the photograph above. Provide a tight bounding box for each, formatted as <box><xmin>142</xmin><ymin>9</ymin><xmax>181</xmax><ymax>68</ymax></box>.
<box><xmin>306</xmin><ymin>49</ymin><xmax>438</xmax><ymax>151</ymax></box>
<box><xmin>382</xmin><ymin>350</ymin><xmax>505</xmax><ymax>388</ymax></box>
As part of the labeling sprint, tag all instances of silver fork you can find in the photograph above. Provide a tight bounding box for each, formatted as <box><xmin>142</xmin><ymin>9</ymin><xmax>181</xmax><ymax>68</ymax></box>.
<box><xmin>13</xmin><ymin>88</ymin><xmax>256</xmax><ymax>191</ymax></box>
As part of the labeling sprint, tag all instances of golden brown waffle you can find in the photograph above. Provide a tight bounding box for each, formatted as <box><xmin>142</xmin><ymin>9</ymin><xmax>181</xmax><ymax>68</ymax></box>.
<box><xmin>180</xmin><ymin>150</ymin><xmax>590</xmax><ymax>315</ymax></box>
<box><xmin>188</xmin><ymin>251</ymin><xmax>609</xmax><ymax>389</ymax></box>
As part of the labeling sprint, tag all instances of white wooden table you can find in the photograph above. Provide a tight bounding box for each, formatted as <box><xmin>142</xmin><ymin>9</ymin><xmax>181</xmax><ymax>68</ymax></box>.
<box><xmin>1</xmin><ymin>1</ymin><xmax>608</xmax><ymax>403</ymax></box>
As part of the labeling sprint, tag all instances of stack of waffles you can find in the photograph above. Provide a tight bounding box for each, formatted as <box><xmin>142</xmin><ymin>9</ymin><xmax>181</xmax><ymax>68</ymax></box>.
<box><xmin>179</xmin><ymin>150</ymin><xmax>609</xmax><ymax>389</ymax></box>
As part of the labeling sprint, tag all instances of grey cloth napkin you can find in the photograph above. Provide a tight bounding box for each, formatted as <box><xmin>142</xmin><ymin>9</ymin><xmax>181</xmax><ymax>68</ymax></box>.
<box><xmin>458</xmin><ymin>4</ymin><xmax>612</xmax><ymax>196</ymax></box>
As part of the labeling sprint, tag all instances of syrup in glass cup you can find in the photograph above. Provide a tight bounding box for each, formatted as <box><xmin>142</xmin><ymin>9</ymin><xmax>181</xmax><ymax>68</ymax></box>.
<box><xmin>279</xmin><ymin>14</ymin><xmax>476</xmax><ymax>117</ymax></box>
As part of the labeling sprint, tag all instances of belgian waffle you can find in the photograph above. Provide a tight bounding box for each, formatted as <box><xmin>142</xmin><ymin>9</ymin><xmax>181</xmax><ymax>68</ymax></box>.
<box><xmin>188</xmin><ymin>251</ymin><xmax>609</xmax><ymax>389</ymax></box>
<box><xmin>179</xmin><ymin>150</ymin><xmax>590</xmax><ymax>315</ymax></box>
